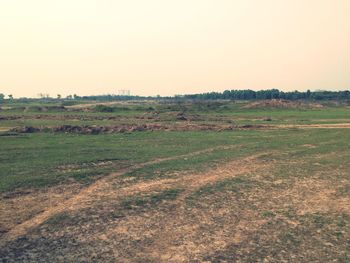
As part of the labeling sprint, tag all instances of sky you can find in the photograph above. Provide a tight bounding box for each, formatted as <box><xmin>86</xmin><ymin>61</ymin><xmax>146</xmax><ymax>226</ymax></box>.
<box><xmin>0</xmin><ymin>0</ymin><xmax>350</xmax><ymax>98</ymax></box>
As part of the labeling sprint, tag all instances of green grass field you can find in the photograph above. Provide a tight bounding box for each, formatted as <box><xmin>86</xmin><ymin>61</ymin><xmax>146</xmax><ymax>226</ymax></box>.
<box><xmin>0</xmin><ymin>99</ymin><xmax>349</xmax><ymax>262</ymax></box>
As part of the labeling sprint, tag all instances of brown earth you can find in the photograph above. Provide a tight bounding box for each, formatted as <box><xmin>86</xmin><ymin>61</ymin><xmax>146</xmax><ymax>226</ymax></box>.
<box><xmin>7</xmin><ymin>122</ymin><xmax>350</xmax><ymax>135</ymax></box>
<box><xmin>240</xmin><ymin>123</ymin><xmax>350</xmax><ymax>130</ymax></box>
<box><xmin>273</xmin><ymin>123</ymin><xmax>350</xmax><ymax>129</ymax></box>
<box><xmin>0</xmin><ymin>184</ymin><xmax>83</xmax><ymax>235</ymax></box>
<box><xmin>0</xmin><ymin>151</ymin><xmax>271</xmax><ymax>262</ymax></box>
<box><xmin>242</xmin><ymin>99</ymin><xmax>324</xmax><ymax>109</ymax></box>
<box><xmin>9</xmin><ymin>123</ymin><xmax>236</xmax><ymax>134</ymax></box>
<box><xmin>1</xmin><ymin>150</ymin><xmax>349</xmax><ymax>262</ymax></box>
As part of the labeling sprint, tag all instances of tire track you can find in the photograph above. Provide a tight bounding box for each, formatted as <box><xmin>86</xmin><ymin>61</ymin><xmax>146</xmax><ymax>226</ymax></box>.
<box><xmin>0</xmin><ymin>145</ymin><xmax>238</xmax><ymax>246</ymax></box>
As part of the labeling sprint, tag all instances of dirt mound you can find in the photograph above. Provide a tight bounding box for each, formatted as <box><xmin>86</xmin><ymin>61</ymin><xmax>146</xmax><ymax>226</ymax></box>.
<box><xmin>10</xmin><ymin>124</ymin><xmax>236</xmax><ymax>134</ymax></box>
<box><xmin>10</xmin><ymin>122</ymin><xmax>350</xmax><ymax>135</ymax></box>
<box><xmin>24</xmin><ymin>106</ymin><xmax>66</xmax><ymax>112</ymax></box>
<box><xmin>0</xmin><ymin>116</ymin><xmax>22</xmax><ymax>121</ymax></box>
<box><xmin>10</xmin><ymin>126</ymin><xmax>40</xmax><ymax>133</ymax></box>
<box><xmin>242</xmin><ymin>99</ymin><xmax>324</xmax><ymax>109</ymax></box>
<box><xmin>176</xmin><ymin>112</ymin><xmax>188</xmax><ymax>121</ymax></box>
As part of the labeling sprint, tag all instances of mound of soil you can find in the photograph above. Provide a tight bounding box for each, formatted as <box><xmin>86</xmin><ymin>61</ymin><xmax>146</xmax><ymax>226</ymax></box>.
<box><xmin>24</xmin><ymin>106</ymin><xmax>67</xmax><ymax>112</ymax></box>
<box><xmin>176</xmin><ymin>113</ymin><xmax>188</xmax><ymax>121</ymax></box>
<box><xmin>0</xmin><ymin>116</ymin><xmax>22</xmax><ymax>121</ymax></box>
<box><xmin>10</xmin><ymin>124</ymin><xmax>236</xmax><ymax>134</ymax></box>
<box><xmin>10</xmin><ymin>126</ymin><xmax>40</xmax><ymax>133</ymax></box>
<box><xmin>3</xmin><ymin>114</ymin><xmax>128</xmax><ymax>122</ymax></box>
<box><xmin>242</xmin><ymin>99</ymin><xmax>324</xmax><ymax>109</ymax></box>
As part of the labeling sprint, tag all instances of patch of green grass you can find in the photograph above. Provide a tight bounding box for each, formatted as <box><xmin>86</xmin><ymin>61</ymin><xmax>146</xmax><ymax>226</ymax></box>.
<box><xmin>122</xmin><ymin>146</ymin><xmax>248</xmax><ymax>180</ymax></box>
<box><xmin>1</xmin><ymin>127</ymin><xmax>349</xmax><ymax>193</ymax></box>
<box><xmin>0</xmin><ymin>131</ymin><xmax>245</xmax><ymax>192</ymax></box>
<box><xmin>224</xmin><ymin>107</ymin><xmax>350</xmax><ymax>124</ymax></box>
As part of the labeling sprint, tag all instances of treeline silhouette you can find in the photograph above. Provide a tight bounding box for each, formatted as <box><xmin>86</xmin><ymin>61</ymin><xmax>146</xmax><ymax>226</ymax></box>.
<box><xmin>74</xmin><ymin>89</ymin><xmax>349</xmax><ymax>101</ymax></box>
<box><xmin>2</xmin><ymin>89</ymin><xmax>349</xmax><ymax>102</ymax></box>
<box><xmin>183</xmin><ymin>89</ymin><xmax>349</xmax><ymax>100</ymax></box>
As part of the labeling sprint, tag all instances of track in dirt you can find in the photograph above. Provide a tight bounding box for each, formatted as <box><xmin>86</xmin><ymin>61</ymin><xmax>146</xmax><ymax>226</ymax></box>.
<box><xmin>116</xmin><ymin>153</ymin><xmax>270</xmax><ymax>261</ymax></box>
<box><xmin>0</xmin><ymin>145</ymin><xmax>244</xmax><ymax>246</ymax></box>
<box><xmin>2</xmin><ymin>146</ymin><xmax>349</xmax><ymax>262</ymax></box>
<box><xmin>274</xmin><ymin>123</ymin><xmax>350</xmax><ymax>129</ymax></box>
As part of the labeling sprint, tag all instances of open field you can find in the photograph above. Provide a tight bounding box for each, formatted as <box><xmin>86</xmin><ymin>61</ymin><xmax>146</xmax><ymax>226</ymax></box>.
<box><xmin>0</xmin><ymin>99</ymin><xmax>349</xmax><ymax>262</ymax></box>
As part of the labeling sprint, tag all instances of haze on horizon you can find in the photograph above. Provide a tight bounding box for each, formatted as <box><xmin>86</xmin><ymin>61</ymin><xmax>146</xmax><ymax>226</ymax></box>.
<box><xmin>1</xmin><ymin>0</ymin><xmax>350</xmax><ymax>98</ymax></box>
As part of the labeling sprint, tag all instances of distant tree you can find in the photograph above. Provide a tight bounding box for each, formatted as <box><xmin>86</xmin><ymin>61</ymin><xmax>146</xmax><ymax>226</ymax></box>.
<box><xmin>57</xmin><ymin>94</ymin><xmax>61</xmax><ymax>99</ymax></box>
<box><xmin>306</xmin><ymin>89</ymin><xmax>311</xmax><ymax>99</ymax></box>
<box><xmin>339</xmin><ymin>90</ymin><xmax>350</xmax><ymax>99</ymax></box>
<box><xmin>66</xmin><ymin>95</ymin><xmax>73</xmax><ymax>100</ymax></box>
<box><xmin>0</xmin><ymin>93</ymin><xmax>4</xmax><ymax>103</ymax></box>
<box><xmin>271</xmin><ymin>89</ymin><xmax>280</xmax><ymax>99</ymax></box>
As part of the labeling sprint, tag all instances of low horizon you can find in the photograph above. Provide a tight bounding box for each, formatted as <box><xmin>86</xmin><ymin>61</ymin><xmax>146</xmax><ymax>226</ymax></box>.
<box><xmin>1</xmin><ymin>88</ymin><xmax>349</xmax><ymax>100</ymax></box>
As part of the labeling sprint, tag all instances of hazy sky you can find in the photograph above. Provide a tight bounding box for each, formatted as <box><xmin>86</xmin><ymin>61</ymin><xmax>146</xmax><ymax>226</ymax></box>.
<box><xmin>1</xmin><ymin>0</ymin><xmax>350</xmax><ymax>97</ymax></box>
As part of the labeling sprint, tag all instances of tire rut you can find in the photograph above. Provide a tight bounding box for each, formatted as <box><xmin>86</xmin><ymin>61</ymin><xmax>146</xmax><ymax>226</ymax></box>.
<box><xmin>0</xmin><ymin>145</ymin><xmax>237</xmax><ymax>246</ymax></box>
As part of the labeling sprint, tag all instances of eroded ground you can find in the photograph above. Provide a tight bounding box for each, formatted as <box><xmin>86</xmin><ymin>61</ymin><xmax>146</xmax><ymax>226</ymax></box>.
<box><xmin>1</xmin><ymin>145</ymin><xmax>349</xmax><ymax>262</ymax></box>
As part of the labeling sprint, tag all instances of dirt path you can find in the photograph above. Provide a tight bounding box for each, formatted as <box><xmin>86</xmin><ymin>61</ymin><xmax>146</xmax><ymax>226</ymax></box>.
<box><xmin>0</xmin><ymin>145</ymin><xmax>239</xmax><ymax>246</ymax></box>
<box><xmin>21</xmin><ymin>151</ymin><xmax>268</xmax><ymax>261</ymax></box>
<box><xmin>125</xmin><ymin>154</ymin><xmax>269</xmax><ymax>261</ymax></box>
<box><xmin>276</xmin><ymin>123</ymin><xmax>350</xmax><ymax>129</ymax></box>
<box><xmin>240</xmin><ymin>123</ymin><xmax>350</xmax><ymax>130</ymax></box>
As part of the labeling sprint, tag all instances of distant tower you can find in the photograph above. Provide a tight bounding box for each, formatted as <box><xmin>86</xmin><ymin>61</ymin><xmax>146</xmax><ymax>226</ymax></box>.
<box><xmin>118</xmin><ymin>90</ymin><xmax>131</xmax><ymax>96</ymax></box>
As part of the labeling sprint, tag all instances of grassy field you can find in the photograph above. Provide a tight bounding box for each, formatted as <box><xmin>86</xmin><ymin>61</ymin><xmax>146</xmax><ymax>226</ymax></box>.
<box><xmin>0</xmin><ymin>99</ymin><xmax>349</xmax><ymax>262</ymax></box>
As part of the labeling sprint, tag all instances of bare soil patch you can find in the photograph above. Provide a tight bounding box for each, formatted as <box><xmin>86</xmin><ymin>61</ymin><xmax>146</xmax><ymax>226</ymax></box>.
<box><xmin>3</xmin><ymin>152</ymin><xmax>268</xmax><ymax>261</ymax></box>
<box><xmin>242</xmin><ymin>99</ymin><xmax>324</xmax><ymax>109</ymax></box>
<box><xmin>0</xmin><ymin>183</ymin><xmax>82</xmax><ymax>235</ymax></box>
<box><xmin>276</xmin><ymin>178</ymin><xmax>350</xmax><ymax>215</ymax></box>
<box><xmin>239</xmin><ymin>123</ymin><xmax>350</xmax><ymax>130</ymax></box>
<box><xmin>10</xmin><ymin>122</ymin><xmax>350</xmax><ymax>135</ymax></box>
<box><xmin>10</xmin><ymin>123</ymin><xmax>236</xmax><ymax>134</ymax></box>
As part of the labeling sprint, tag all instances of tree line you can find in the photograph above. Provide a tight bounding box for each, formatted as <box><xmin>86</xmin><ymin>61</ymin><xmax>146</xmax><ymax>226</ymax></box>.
<box><xmin>0</xmin><ymin>89</ymin><xmax>349</xmax><ymax>103</ymax></box>
<box><xmin>52</xmin><ymin>89</ymin><xmax>350</xmax><ymax>101</ymax></box>
<box><xmin>183</xmin><ymin>89</ymin><xmax>350</xmax><ymax>101</ymax></box>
